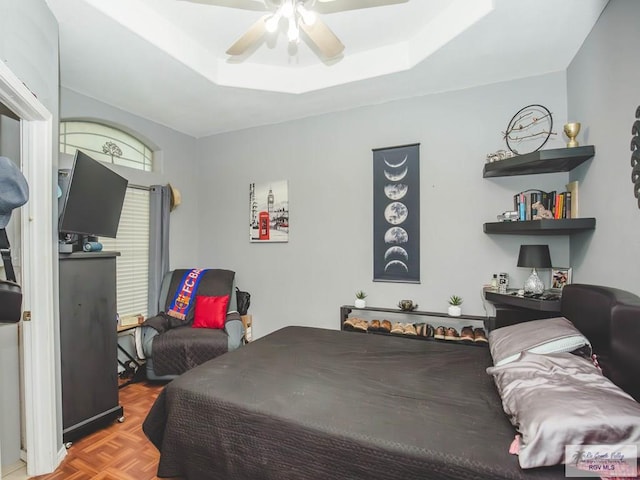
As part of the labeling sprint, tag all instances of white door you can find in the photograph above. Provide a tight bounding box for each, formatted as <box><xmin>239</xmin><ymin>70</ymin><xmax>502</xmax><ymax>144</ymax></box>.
<box><xmin>0</xmin><ymin>61</ymin><xmax>60</xmax><ymax>476</ymax></box>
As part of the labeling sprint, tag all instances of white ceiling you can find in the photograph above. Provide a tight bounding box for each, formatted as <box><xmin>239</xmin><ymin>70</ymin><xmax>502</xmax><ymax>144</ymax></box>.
<box><xmin>45</xmin><ymin>0</ymin><xmax>608</xmax><ymax>138</ymax></box>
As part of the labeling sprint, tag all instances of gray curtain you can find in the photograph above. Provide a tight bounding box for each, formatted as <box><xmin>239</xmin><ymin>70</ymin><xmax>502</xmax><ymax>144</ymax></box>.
<box><xmin>148</xmin><ymin>185</ymin><xmax>171</xmax><ymax>315</ymax></box>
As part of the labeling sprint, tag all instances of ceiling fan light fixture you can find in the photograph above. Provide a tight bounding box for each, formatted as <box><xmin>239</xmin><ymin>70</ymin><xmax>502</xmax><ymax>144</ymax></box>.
<box><xmin>296</xmin><ymin>4</ymin><xmax>317</xmax><ymax>26</ymax></box>
<box><xmin>281</xmin><ymin>0</ymin><xmax>295</xmax><ymax>19</ymax></box>
<box><xmin>265</xmin><ymin>13</ymin><xmax>281</xmax><ymax>33</ymax></box>
<box><xmin>287</xmin><ymin>18</ymin><xmax>300</xmax><ymax>42</ymax></box>
<box><xmin>220</xmin><ymin>0</ymin><xmax>344</xmax><ymax>59</ymax></box>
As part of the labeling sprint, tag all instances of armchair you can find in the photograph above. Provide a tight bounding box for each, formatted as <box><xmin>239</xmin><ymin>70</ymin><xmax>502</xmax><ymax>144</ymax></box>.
<box><xmin>137</xmin><ymin>268</ymin><xmax>243</xmax><ymax>381</ymax></box>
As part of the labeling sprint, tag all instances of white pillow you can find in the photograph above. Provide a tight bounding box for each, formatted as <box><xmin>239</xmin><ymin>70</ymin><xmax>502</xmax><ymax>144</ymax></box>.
<box><xmin>487</xmin><ymin>351</ymin><xmax>640</xmax><ymax>469</ymax></box>
<box><xmin>488</xmin><ymin>317</ymin><xmax>591</xmax><ymax>366</ymax></box>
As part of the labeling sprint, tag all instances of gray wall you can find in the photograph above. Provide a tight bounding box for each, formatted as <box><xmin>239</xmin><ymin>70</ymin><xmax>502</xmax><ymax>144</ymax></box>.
<box><xmin>3</xmin><ymin>0</ymin><xmax>635</xmax><ymax>469</ymax></box>
<box><xmin>567</xmin><ymin>0</ymin><xmax>640</xmax><ymax>292</ymax></box>
<box><xmin>60</xmin><ymin>88</ymin><xmax>200</xmax><ymax>271</ymax></box>
<box><xmin>0</xmin><ymin>0</ymin><xmax>59</xmax><ymax>119</ymax></box>
<box><xmin>196</xmin><ymin>72</ymin><xmax>572</xmax><ymax>339</ymax></box>
<box><xmin>0</xmin><ymin>0</ymin><xmax>59</xmax><ymax>469</ymax></box>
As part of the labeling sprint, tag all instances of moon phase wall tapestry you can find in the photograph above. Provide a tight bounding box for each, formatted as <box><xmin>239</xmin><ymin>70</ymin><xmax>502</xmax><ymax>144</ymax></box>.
<box><xmin>372</xmin><ymin>143</ymin><xmax>420</xmax><ymax>283</ymax></box>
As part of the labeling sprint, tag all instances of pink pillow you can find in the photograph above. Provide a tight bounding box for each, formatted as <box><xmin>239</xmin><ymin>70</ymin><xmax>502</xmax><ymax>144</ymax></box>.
<box><xmin>192</xmin><ymin>294</ymin><xmax>229</xmax><ymax>329</ymax></box>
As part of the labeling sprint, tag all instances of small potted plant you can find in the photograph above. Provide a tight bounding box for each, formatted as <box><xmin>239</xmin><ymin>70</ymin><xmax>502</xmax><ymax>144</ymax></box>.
<box><xmin>448</xmin><ymin>295</ymin><xmax>463</xmax><ymax>316</ymax></box>
<box><xmin>355</xmin><ymin>290</ymin><xmax>367</xmax><ymax>308</ymax></box>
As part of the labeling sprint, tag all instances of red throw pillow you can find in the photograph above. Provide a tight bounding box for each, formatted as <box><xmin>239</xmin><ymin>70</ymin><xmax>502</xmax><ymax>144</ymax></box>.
<box><xmin>192</xmin><ymin>294</ymin><xmax>229</xmax><ymax>329</ymax></box>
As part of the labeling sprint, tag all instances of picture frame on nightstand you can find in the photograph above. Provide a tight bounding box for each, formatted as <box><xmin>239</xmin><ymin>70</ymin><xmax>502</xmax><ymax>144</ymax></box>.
<box><xmin>551</xmin><ymin>267</ymin><xmax>572</xmax><ymax>292</ymax></box>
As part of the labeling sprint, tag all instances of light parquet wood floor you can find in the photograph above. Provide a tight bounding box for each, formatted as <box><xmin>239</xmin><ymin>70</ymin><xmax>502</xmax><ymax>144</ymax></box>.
<box><xmin>31</xmin><ymin>380</ymin><xmax>167</xmax><ymax>480</ymax></box>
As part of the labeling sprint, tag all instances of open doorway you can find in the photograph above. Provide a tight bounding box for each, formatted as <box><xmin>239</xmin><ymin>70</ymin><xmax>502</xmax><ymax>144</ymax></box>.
<box><xmin>0</xmin><ymin>61</ymin><xmax>60</xmax><ymax>477</ymax></box>
<box><xmin>0</xmin><ymin>109</ymin><xmax>25</xmax><ymax>478</ymax></box>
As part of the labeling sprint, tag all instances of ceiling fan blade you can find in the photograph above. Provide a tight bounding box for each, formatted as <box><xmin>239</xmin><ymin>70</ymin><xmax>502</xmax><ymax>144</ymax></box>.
<box><xmin>315</xmin><ymin>0</ymin><xmax>408</xmax><ymax>14</ymax></box>
<box><xmin>178</xmin><ymin>0</ymin><xmax>268</xmax><ymax>11</ymax></box>
<box><xmin>300</xmin><ymin>18</ymin><xmax>344</xmax><ymax>59</ymax></box>
<box><xmin>226</xmin><ymin>15</ymin><xmax>269</xmax><ymax>56</ymax></box>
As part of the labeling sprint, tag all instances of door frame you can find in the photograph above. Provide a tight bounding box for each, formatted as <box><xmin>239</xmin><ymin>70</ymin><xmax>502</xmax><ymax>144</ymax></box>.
<box><xmin>0</xmin><ymin>62</ymin><xmax>61</xmax><ymax>475</ymax></box>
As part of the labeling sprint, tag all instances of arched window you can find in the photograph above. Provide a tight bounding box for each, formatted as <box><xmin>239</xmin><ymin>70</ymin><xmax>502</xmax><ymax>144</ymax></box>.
<box><xmin>60</xmin><ymin>121</ymin><xmax>153</xmax><ymax>171</ymax></box>
<box><xmin>59</xmin><ymin>120</ymin><xmax>152</xmax><ymax>318</ymax></box>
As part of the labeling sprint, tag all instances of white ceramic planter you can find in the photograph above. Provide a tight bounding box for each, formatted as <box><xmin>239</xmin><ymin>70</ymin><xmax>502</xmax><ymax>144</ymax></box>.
<box><xmin>448</xmin><ymin>305</ymin><xmax>461</xmax><ymax>317</ymax></box>
<box><xmin>355</xmin><ymin>299</ymin><xmax>366</xmax><ymax>308</ymax></box>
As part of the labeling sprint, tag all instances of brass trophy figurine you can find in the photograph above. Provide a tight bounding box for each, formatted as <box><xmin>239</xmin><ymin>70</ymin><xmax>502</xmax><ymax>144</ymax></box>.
<box><xmin>563</xmin><ymin>122</ymin><xmax>581</xmax><ymax>148</ymax></box>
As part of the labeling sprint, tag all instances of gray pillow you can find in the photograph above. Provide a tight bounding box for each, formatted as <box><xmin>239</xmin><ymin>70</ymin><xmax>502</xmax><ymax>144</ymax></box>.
<box><xmin>487</xmin><ymin>351</ymin><xmax>640</xmax><ymax>469</ymax></box>
<box><xmin>488</xmin><ymin>316</ymin><xmax>590</xmax><ymax>366</ymax></box>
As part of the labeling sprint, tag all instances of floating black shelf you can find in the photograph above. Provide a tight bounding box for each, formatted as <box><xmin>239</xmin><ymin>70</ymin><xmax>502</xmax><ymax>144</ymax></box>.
<box><xmin>483</xmin><ymin>146</ymin><xmax>595</xmax><ymax>178</ymax></box>
<box><xmin>483</xmin><ymin>218</ymin><xmax>596</xmax><ymax>235</ymax></box>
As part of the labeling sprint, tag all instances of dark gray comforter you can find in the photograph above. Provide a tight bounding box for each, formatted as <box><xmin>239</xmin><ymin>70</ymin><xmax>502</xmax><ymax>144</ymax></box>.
<box><xmin>143</xmin><ymin>326</ymin><xmax>574</xmax><ymax>479</ymax></box>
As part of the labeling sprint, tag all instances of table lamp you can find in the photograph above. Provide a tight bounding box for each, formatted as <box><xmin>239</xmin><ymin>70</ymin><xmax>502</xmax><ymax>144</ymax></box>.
<box><xmin>517</xmin><ymin>244</ymin><xmax>551</xmax><ymax>294</ymax></box>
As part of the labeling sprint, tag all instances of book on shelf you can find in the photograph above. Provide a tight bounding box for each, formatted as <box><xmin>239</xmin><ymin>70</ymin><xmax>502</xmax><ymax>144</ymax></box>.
<box><xmin>564</xmin><ymin>191</ymin><xmax>572</xmax><ymax>219</ymax></box>
<box><xmin>553</xmin><ymin>191</ymin><xmax>572</xmax><ymax>219</ymax></box>
<box><xmin>565</xmin><ymin>180</ymin><xmax>579</xmax><ymax>218</ymax></box>
<box><xmin>513</xmin><ymin>189</ymin><xmax>552</xmax><ymax>220</ymax></box>
<box><xmin>513</xmin><ymin>188</ymin><xmax>576</xmax><ymax>221</ymax></box>
<box><xmin>541</xmin><ymin>190</ymin><xmax>554</xmax><ymax>214</ymax></box>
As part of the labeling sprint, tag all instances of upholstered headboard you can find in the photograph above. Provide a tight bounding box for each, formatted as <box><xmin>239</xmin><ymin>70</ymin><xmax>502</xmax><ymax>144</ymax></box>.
<box><xmin>561</xmin><ymin>284</ymin><xmax>640</xmax><ymax>401</ymax></box>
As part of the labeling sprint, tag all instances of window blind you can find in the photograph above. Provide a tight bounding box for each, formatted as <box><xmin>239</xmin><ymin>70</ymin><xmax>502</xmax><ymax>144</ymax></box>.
<box><xmin>100</xmin><ymin>187</ymin><xmax>150</xmax><ymax>318</ymax></box>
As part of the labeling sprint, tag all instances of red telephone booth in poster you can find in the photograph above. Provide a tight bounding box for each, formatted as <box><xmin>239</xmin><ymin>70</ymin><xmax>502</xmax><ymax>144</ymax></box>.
<box><xmin>258</xmin><ymin>211</ymin><xmax>270</xmax><ymax>240</ymax></box>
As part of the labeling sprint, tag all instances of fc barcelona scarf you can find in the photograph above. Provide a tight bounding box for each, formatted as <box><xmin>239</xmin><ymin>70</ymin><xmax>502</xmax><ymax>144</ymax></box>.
<box><xmin>167</xmin><ymin>268</ymin><xmax>208</xmax><ymax>320</ymax></box>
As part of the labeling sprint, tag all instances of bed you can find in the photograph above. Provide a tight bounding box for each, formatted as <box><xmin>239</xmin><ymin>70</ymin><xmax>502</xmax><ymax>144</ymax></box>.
<box><xmin>143</xmin><ymin>284</ymin><xmax>640</xmax><ymax>479</ymax></box>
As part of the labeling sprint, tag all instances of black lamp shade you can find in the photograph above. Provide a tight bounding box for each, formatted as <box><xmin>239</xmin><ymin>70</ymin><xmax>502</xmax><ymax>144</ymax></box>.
<box><xmin>517</xmin><ymin>244</ymin><xmax>552</xmax><ymax>268</ymax></box>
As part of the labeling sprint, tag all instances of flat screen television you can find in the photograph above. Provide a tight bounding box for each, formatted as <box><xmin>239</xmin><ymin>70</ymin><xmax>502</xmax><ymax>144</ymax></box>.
<box><xmin>58</xmin><ymin>150</ymin><xmax>128</xmax><ymax>240</ymax></box>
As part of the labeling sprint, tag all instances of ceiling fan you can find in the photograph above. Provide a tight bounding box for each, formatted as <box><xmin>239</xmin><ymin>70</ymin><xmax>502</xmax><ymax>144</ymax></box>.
<box><xmin>181</xmin><ymin>0</ymin><xmax>408</xmax><ymax>60</ymax></box>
